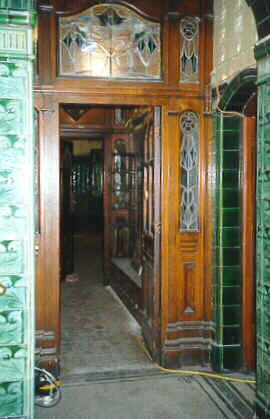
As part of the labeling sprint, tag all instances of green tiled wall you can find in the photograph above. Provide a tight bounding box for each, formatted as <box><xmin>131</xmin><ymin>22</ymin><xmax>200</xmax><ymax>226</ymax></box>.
<box><xmin>212</xmin><ymin>112</ymin><xmax>242</xmax><ymax>372</ymax></box>
<box><xmin>254</xmin><ymin>37</ymin><xmax>270</xmax><ymax>418</ymax></box>
<box><xmin>0</xmin><ymin>0</ymin><xmax>34</xmax><ymax>9</ymax></box>
<box><xmin>0</xmin><ymin>3</ymin><xmax>36</xmax><ymax>418</ymax></box>
<box><xmin>255</xmin><ymin>80</ymin><xmax>270</xmax><ymax>418</ymax></box>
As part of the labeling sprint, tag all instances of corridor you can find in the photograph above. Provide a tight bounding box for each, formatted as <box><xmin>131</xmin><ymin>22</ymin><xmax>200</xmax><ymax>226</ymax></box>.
<box><xmin>60</xmin><ymin>231</ymin><xmax>155</xmax><ymax>378</ymax></box>
<box><xmin>36</xmin><ymin>231</ymin><xmax>256</xmax><ymax>419</ymax></box>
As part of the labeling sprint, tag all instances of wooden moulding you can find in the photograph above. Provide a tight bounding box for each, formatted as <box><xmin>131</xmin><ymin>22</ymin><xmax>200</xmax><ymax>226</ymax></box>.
<box><xmin>162</xmin><ymin>320</ymin><xmax>213</xmax><ymax>368</ymax></box>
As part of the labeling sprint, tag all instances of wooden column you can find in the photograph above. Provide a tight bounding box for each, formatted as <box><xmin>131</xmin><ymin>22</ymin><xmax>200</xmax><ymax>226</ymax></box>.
<box><xmin>242</xmin><ymin>116</ymin><xmax>256</xmax><ymax>371</ymax></box>
<box><xmin>35</xmin><ymin>92</ymin><xmax>60</xmax><ymax>369</ymax></box>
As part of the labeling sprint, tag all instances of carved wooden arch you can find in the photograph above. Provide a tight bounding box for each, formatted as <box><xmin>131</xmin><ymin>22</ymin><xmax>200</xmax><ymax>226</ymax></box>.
<box><xmin>50</xmin><ymin>0</ymin><xmax>163</xmax><ymax>21</ymax></box>
<box><xmin>245</xmin><ymin>0</ymin><xmax>270</xmax><ymax>39</ymax></box>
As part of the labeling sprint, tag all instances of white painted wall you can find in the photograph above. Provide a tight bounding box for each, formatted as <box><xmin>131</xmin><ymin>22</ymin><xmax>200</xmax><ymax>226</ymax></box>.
<box><xmin>212</xmin><ymin>0</ymin><xmax>258</xmax><ymax>86</ymax></box>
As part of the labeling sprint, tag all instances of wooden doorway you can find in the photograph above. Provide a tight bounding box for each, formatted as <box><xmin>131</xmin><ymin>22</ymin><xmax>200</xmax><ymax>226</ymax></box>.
<box><xmin>58</xmin><ymin>103</ymin><xmax>162</xmax><ymax>367</ymax></box>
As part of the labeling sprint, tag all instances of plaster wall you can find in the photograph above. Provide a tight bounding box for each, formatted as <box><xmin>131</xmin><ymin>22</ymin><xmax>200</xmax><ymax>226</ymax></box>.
<box><xmin>212</xmin><ymin>0</ymin><xmax>258</xmax><ymax>85</ymax></box>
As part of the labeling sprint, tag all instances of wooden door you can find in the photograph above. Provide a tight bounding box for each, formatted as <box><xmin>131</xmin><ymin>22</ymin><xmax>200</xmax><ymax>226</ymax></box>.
<box><xmin>60</xmin><ymin>141</ymin><xmax>73</xmax><ymax>279</ymax></box>
<box><xmin>103</xmin><ymin>135</ymin><xmax>112</xmax><ymax>284</ymax></box>
<box><xmin>141</xmin><ymin>106</ymin><xmax>161</xmax><ymax>362</ymax></box>
<box><xmin>104</xmin><ymin>133</ymin><xmax>131</xmax><ymax>283</ymax></box>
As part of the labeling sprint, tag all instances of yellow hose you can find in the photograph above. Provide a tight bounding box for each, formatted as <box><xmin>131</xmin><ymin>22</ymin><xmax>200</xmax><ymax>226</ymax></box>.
<box><xmin>135</xmin><ymin>336</ymin><xmax>256</xmax><ymax>384</ymax></box>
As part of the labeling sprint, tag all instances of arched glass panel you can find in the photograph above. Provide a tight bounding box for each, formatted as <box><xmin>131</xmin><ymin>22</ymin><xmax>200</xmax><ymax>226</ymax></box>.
<box><xmin>179</xmin><ymin>111</ymin><xmax>199</xmax><ymax>231</ymax></box>
<box><xmin>58</xmin><ymin>4</ymin><xmax>161</xmax><ymax>80</ymax></box>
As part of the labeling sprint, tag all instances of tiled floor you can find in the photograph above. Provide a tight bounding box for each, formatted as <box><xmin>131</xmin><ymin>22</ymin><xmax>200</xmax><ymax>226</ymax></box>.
<box><xmin>35</xmin><ymin>232</ymin><xmax>256</xmax><ymax>419</ymax></box>
<box><xmin>60</xmin><ymin>232</ymin><xmax>155</xmax><ymax>377</ymax></box>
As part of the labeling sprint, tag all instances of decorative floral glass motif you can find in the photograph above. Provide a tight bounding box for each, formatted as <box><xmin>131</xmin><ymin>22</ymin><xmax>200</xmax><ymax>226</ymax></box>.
<box><xmin>179</xmin><ymin>111</ymin><xmax>199</xmax><ymax>231</ymax></box>
<box><xmin>180</xmin><ymin>17</ymin><xmax>200</xmax><ymax>83</ymax></box>
<box><xmin>58</xmin><ymin>4</ymin><xmax>161</xmax><ymax>79</ymax></box>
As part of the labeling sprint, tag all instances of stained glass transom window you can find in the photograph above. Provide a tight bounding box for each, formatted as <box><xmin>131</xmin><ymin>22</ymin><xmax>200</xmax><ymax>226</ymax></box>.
<box><xmin>179</xmin><ymin>111</ymin><xmax>199</xmax><ymax>231</ymax></box>
<box><xmin>58</xmin><ymin>4</ymin><xmax>161</xmax><ymax>79</ymax></box>
<box><xmin>179</xmin><ymin>17</ymin><xmax>200</xmax><ymax>83</ymax></box>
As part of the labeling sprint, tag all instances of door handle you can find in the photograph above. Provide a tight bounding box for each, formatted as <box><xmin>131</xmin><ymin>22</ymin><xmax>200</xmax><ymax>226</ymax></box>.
<box><xmin>0</xmin><ymin>283</ymin><xmax>6</xmax><ymax>296</ymax></box>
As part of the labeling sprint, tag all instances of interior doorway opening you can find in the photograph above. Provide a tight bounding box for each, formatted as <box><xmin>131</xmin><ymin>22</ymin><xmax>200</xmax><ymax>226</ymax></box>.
<box><xmin>59</xmin><ymin>104</ymin><xmax>162</xmax><ymax>375</ymax></box>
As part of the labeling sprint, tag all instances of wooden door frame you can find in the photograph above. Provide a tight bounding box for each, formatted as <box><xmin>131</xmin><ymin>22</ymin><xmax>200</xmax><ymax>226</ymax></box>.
<box><xmin>34</xmin><ymin>92</ymin><xmax>166</xmax><ymax>367</ymax></box>
<box><xmin>242</xmin><ymin>116</ymin><xmax>257</xmax><ymax>370</ymax></box>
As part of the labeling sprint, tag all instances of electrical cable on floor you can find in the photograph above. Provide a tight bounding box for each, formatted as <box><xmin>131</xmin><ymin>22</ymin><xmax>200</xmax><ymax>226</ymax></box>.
<box><xmin>135</xmin><ymin>336</ymin><xmax>256</xmax><ymax>384</ymax></box>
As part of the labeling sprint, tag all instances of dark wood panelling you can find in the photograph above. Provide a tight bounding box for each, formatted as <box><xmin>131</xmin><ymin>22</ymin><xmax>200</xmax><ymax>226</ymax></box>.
<box><xmin>52</xmin><ymin>0</ymin><xmax>165</xmax><ymax>20</ymax></box>
<box><xmin>163</xmin><ymin>320</ymin><xmax>212</xmax><ymax>367</ymax></box>
<box><xmin>35</xmin><ymin>92</ymin><xmax>61</xmax><ymax>354</ymax></box>
<box><xmin>59</xmin><ymin>105</ymin><xmax>108</xmax><ymax>126</ymax></box>
<box><xmin>103</xmin><ymin>133</ymin><xmax>112</xmax><ymax>285</ymax></box>
<box><xmin>35</xmin><ymin>0</ymin><xmax>213</xmax><ymax>370</ymax></box>
<box><xmin>163</xmin><ymin>96</ymin><xmax>212</xmax><ymax>366</ymax></box>
<box><xmin>110</xmin><ymin>262</ymin><xmax>143</xmax><ymax>324</ymax></box>
<box><xmin>183</xmin><ymin>263</ymin><xmax>195</xmax><ymax>314</ymax></box>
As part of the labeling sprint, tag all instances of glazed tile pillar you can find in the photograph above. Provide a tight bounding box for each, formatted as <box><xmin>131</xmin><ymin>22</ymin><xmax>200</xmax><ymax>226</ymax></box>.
<box><xmin>255</xmin><ymin>37</ymin><xmax>270</xmax><ymax>419</ymax></box>
<box><xmin>212</xmin><ymin>112</ymin><xmax>242</xmax><ymax>372</ymax></box>
<box><xmin>0</xmin><ymin>1</ymin><xmax>36</xmax><ymax>418</ymax></box>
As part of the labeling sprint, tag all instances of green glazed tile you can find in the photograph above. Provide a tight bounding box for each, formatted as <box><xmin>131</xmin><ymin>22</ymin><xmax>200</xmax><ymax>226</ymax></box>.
<box><xmin>217</xmin><ymin>208</ymin><xmax>240</xmax><ymax>227</ymax></box>
<box><xmin>222</xmin><ymin>188</ymin><xmax>240</xmax><ymax>208</ymax></box>
<box><xmin>221</xmin><ymin>170</ymin><xmax>239</xmax><ymax>188</ymax></box>
<box><xmin>222</xmin><ymin>306</ymin><xmax>241</xmax><ymax>325</ymax></box>
<box><xmin>0</xmin><ymin>99</ymin><xmax>24</xmax><ymax>136</ymax></box>
<box><xmin>0</xmin><ymin>74</ymin><xmax>24</xmax><ymax>99</ymax></box>
<box><xmin>261</xmin><ymin>347</ymin><xmax>270</xmax><ymax>368</ymax></box>
<box><xmin>223</xmin><ymin>326</ymin><xmax>241</xmax><ymax>345</ymax></box>
<box><xmin>262</xmin><ymin>314</ymin><xmax>270</xmax><ymax>341</ymax></box>
<box><xmin>0</xmin><ymin>210</ymin><xmax>26</xmax><ymax>240</ymax></box>
<box><xmin>0</xmin><ymin>0</ymin><xmax>34</xmax><ymax>9</ymax></box>
<box><xmin>0</xmin><ymin>311</ymin><xmax>24</xmax><ymax>344</ymax></box>
<box><xmin>0</xmin><ymin>170</ymin><xmax>25</xmax><ymax>204</ymax></box>
<box><xmin>0</xmin><ymin>285</ymin><xmax>26</xmax><ymax>309</ymax></box>
<box><xmin>223</xmin><ymin>116</ymin><xmax>241</xmax><ymax>131</ymax></box>
<box><xmin>219</xmin><ymin>246</ymin><xmax>241</xmax><ymax>266</ymax></box>
<box><xmin>217</xmin><ymin>227</ymin><xmax>241</xmax><ymax>247</ymax></box>
<box><xmin>217</xmin><ymin>266</ymin><xmax>241</xmax><ymax>286</ymax></box>
<box><xmin>223</xmin><ymin>151</ymin><xmax>240</xmax><ymax>170</ymax></box>
<box><xmin>0</xmin><ymin>135</ymin><xmax>26</xmax><ymax>170</ymax></box>
<box><xmin>257</xmin><ymin>367</ymin><xmax>270</xmax><ymax>400</ymax></box>
<box><xmin>0</xmin><ymin>347</ymin><xmax>26</xmax><ymax>381</ymax></box>
<box><xmin>223</xmin><ymin>285</ymin><xmax>241</xmax><ymax>304</ymax></box>
<box><xmin>0</xmin><ymin>240</ymin><xmax>24</xmax><ymax>274</ymax></box>
<box><xmin>223</xmin><ymin>132</ymin><xmax>241</xmax><ymax>149</ymax></box>
<box><xmin>211</xmin><ymin>345</ymin><xmax>223</xmax><ymax>372</ymax></box>
<box><xmin>223</xmin><ymin>346</ymin><xmax>242</xmax><ymax>370</ymax></box>
<box><xmin>0</xmin><ymin>381</ymin><xmax>23</xmax><ymax>417</ymax></box>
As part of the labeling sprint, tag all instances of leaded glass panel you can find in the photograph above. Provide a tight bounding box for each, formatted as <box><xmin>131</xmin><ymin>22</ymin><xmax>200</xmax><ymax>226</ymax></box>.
<box><xmin>179</xmin><ymin>17</ymin><xmax>200</xmax><ymax>84</ymax></box>
<box><xmin>179</xmin><ymin>111</ymin><xmax>199</xmax><ymax>231</ymax></box>
<box><xmin>58</xmin><ymin>4</ymin><xmax>161</xmax><ymax>80</ymax></box>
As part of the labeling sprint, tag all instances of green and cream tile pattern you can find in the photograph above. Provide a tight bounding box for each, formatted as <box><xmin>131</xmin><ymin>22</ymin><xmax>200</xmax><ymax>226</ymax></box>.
<box><xmin>0</xmin><ymin>3</ymin><xmax>36</xmax><ymax>418</ymax></box>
